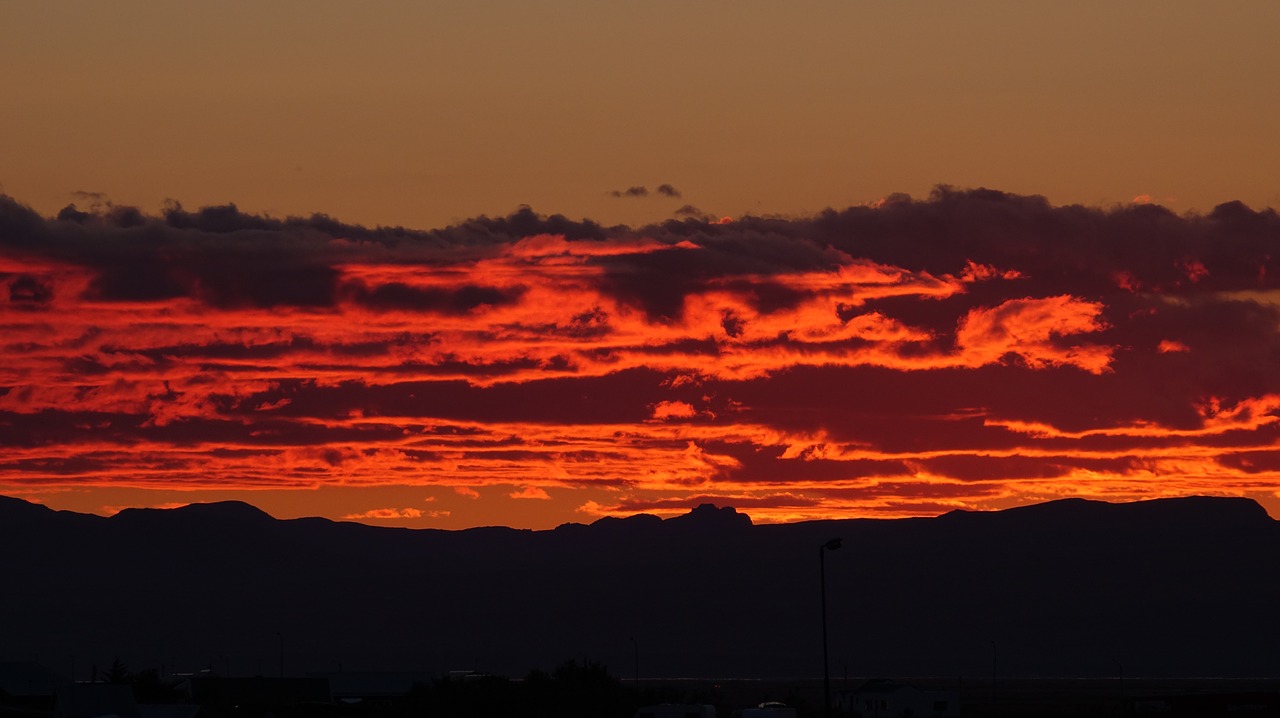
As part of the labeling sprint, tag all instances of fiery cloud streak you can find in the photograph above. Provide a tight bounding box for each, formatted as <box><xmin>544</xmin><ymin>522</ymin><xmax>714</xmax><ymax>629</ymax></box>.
<box><xmin>2</xmin><ymin>188</ymin><xmax>1279</xmax><ymax>526</ymax></box>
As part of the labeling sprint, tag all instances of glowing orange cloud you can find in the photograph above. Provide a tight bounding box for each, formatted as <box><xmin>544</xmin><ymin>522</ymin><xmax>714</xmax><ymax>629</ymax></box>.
<box><xmin>4</xmin><ymin>189</ymin><xmax>1279</xmax><ymax>527</ymax></box>
<box><xmin>510</xmin><ymin>487</ymin><xmax>551</xmax><ymax>500</ymax></box>
<box><xmin>955</xmin><ymin>295</ymin><xmax>1112</xmax><ymax>373</ymax></box>
<box><xmin>344</xmin><ymin>507</ymin><xmax>426</xmax><ymax>520</ymax></box>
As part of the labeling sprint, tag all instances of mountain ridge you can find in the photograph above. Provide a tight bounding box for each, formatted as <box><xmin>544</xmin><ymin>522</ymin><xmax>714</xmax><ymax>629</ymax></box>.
<box><xmin>2</xmin><ymin>493</ymin><xmax>1277</xmax><ymax>681</ymax></box>
<box><xmin>4</xmin><ymin>493</ymin><xmax>1271</xmax><ymax>533</ymax></box>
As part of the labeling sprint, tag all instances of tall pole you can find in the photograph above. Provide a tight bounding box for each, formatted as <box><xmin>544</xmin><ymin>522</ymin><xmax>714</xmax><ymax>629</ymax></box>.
<box><xmin>630</xmin><ymin>636</ymin><xmax>639</xmax><ymax>686</ymax></box>
<box><xmin>820</xmin><ymin>538</ymin><xmax>842</xmax><ymax>718</ymax></box>
<box><xmin>991</xmin><ymin>641</ymin><xmax>998</xmax><ymax>709</ymax></box>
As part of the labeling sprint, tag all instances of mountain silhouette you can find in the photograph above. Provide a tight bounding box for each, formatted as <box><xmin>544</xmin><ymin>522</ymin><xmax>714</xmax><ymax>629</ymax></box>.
<box><xmin>2</xmin><ymin>495</ymin><xmax>1277</xmax><ymax>680</ymax></box>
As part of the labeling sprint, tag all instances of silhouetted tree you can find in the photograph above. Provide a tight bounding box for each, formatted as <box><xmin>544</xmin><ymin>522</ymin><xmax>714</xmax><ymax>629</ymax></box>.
<box><xmin>103</xmin><ymin>657</ymin><xmax>131</xmax><ymax>685</ymax></box>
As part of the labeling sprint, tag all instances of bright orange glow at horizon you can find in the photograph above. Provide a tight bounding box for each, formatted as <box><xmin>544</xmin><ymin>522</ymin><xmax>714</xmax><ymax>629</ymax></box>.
<box><xmin>2</xmin><ymin>189</ymin><xmax>1280</xmax><ymax>529</ymax></box>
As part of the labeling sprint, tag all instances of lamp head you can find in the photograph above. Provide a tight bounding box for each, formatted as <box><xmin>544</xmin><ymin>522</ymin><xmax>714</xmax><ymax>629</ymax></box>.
<box><xmin>823</xmin><ymin>537</ymin><xmax>843</xmax><ymax>551</ymax></box>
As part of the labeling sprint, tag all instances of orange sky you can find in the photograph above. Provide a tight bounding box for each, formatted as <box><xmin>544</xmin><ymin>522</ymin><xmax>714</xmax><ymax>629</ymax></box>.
<box><xmin>2</xmin><ymin>2</ymin><xmax>1279</xmax><ymax>528</ymax></box>
<box><xmin>2</xmin><ymin>2</ymin><xmax>1279</xmax><ymax>228</ymax></box>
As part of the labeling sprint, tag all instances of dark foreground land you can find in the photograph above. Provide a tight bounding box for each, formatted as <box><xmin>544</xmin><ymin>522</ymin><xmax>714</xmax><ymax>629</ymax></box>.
<box><xmin>5</xmin><ymin>494</ymin><xmax>1280</xmax><ymax>681</ymax></box>
<box><xmin>673</xmin><ymin>676</ymin><xmax>1280</xmax><ymax>717</ymax></box>
<box><xmin>974</xmin><ymin>676</ymin><xmax>1280</xmax><ymax>716</ymax></box>
<box><xmin>5</xmin><ymin>494</ymin><xmax>1280</xmax><ymax>716</ymax></box>
<box><xmin>6</xmin><ymin>661</ymin><xmax>1280</xmax><ymax>718</ymax></box>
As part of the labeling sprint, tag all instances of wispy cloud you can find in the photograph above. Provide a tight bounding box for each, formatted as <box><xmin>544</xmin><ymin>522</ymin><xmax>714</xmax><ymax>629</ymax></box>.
<box><xmin>510</xmin><ymin>486</ymin><xmax>551</xmax><ymax>500</ymax></box>
<box><xmin>343</xmin><ymin>507</ymin><xmax>426</xmax><ymax>520</ymax></box>
<box><xmin>608</xmin><ymin>184</ymin><xmax>681</xmax><ymax>199</ymax></box>
<box><xmin>609</xmin><ymin>186</ymin><xmax>649</xmax><ymax>198</ymax></box>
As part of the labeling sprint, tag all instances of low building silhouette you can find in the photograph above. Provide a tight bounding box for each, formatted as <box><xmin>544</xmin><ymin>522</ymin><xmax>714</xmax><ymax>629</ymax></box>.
<box><xmin>841</xmin><ymin>680</ymin><xmax>959</xmax><ymax>718</ymax></box>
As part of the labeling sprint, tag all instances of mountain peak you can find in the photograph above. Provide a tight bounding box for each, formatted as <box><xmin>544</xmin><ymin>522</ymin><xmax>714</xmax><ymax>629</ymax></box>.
<box><xmin>113</xmin><ymin>500</ymin><xmax>275</xmax><ymax>524</ymax></box>
<box><xmin>0</xmin><ymin>494</ymin><xmax>54</xmax><ymax>515</ymax></box>
<box><xmin>176</xmin><ymin>500</ymin><xmax>276</xmax><ymax>520</ymax></box>
<box><xmin>668</xmin><ymin>503</ymin><xmax>753</xmax><ymax>529</ymax></box>
<box><xmin>939</xmin><ymin>495</ymin><xmax>1274</xmax><ymax>532</ymax></box>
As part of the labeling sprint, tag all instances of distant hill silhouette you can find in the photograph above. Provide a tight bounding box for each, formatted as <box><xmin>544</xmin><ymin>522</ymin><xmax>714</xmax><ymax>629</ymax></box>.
<box><xmin>2</xmin><ymin>495</ymin><xmax>1277</xmax><ymax>680</ymax></box>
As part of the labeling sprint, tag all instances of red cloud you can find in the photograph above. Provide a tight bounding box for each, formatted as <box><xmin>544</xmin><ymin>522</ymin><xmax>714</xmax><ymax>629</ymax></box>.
<box><xmin>4</xmin><ymin>189</ymin><xmax>1280</xmax><ymax>526</ymax></box>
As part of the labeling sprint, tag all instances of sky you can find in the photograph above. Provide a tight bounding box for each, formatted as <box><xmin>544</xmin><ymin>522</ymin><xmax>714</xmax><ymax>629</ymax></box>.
<box><xmin>2</xmin><ymin>1</ymin><xmax>1279</xmax><ymax>529</ymax></box>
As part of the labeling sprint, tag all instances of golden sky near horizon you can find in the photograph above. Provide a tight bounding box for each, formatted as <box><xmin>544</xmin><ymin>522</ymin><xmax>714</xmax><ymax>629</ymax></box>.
<box><xmin>3</xmin><ymin>1</ymin><xmax>1280</xmax><ymax>530</ymax></box>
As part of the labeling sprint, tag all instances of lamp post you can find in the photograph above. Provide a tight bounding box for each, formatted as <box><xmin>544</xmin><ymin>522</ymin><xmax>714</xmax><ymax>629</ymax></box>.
<box><xmin>991</xmin><ymin>640</ymin><xmax>997</xmax><ymax>707</ymax></box>
<box><xmin>629</xmin><ymin>636</ymin><xmax>639</xmax><ymax>686</ymax></box>
<box><xmin>820</xmin><ymin>537</ymin><xmax>843</xmax><ymax>718</ymax></box>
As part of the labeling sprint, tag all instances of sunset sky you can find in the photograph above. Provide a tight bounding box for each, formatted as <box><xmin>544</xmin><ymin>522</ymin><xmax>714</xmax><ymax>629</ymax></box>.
<box><xmin>2</xmin><ymin>1</ymin><xmax>1279</xmax><ymax>529</ymax></box>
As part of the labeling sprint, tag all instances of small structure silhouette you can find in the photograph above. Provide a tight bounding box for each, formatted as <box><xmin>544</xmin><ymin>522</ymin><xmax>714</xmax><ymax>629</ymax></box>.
<box><xmin>841</xmin><ymin>680</ymin><xmax>959</xmax><ymax>718</ymax></box>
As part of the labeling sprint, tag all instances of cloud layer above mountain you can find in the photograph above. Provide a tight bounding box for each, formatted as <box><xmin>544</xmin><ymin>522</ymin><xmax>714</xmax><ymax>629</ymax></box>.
<box><xmin>2</xmin><ymin>187</ymin><xmax>1279</xmax><ymax>526</ymax></box>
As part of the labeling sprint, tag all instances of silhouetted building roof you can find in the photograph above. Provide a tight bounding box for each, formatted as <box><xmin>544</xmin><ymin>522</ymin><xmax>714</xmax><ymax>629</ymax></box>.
<box><xmin>315</xmin><ymin>672</ymin><xmax>430</xmax><ymax>700</ymax></box>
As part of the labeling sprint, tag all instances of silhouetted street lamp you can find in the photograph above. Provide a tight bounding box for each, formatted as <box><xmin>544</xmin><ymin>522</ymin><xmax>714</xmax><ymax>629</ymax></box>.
<box><xmin>991</xmin><ymin>640</ymin><xmax>997</xmax><ymax>706</ymax></box>
<box><xmin>629</xmin><ymin>636</ymin><xmax>639</xmax><ymax>686</ymax></box>
<box><xmin>819</xmin><ymin>537</ymin><xmax>842</xmax><ymax>718</ymax></box>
